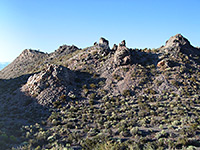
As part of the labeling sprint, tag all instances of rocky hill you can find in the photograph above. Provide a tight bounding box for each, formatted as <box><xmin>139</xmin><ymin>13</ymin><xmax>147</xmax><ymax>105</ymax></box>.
<box><xmin>0</xmin><ymin>34</ymin><xmax>200</xmax><ymax>149</ymax></box>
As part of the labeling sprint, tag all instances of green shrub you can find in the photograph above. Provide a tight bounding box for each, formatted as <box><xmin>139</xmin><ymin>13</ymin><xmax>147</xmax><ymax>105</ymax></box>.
<box><xmin>90</xmin><ymin>83</ymin><xmax>96</xmax><ymax>89</ymax></box>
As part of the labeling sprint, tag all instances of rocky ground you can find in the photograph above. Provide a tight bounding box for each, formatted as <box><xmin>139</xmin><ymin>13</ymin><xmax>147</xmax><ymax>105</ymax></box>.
<box><xmin>0</xmin><ymin>34</ymin><xmax>200</xmax><ymax>149</ymax></box>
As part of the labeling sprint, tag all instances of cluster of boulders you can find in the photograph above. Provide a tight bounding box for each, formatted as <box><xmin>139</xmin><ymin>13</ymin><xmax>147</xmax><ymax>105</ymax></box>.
<box><xmin>164</xmin><ymin>34</ymin><xmax>191</xmax><ymax>48</ymax></box>
<box><xmin>93</xmin><ymin>37</ymin><xmax>111</xmax><ymax>57</ymax></box>
<box><xmin>157</xmin><ymin>34</ymin><xmax>200</xmax><ymax>69</ymax></box>
<box><xmin>113</xmin><ymin>40</ymin><xmax>132</xmax><ymax>66</ymax></box>
<box><xmin>94</xmin><ymin>37</ymin><xmax>132</xmax><ymax>66</ymax></box>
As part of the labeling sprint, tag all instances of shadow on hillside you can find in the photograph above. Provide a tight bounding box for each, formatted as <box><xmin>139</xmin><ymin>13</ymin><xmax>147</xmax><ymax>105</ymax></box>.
<box><xmin>66</xmin><ymin>68</ymin><xmax>107</xmax><ymax>104</ymax></box>
<box><xmin>131</xmin><ymin>50</ymin><xmax>159</xmax><ymax>66</ymax></box>
<box><xmin>0</xmin><ymin>67</ymin><xmax>106</xmax><ymax>141</ymax></box>
<box><xmin>0</xmin><ymin>74</ymin><xmax>50</xmax><ymax>140</ymax></box>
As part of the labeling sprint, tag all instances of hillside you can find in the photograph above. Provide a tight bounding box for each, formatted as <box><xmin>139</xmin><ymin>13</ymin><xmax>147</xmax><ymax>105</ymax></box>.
<box><xmin>0</xmin><ymin>34</ymin><xmax>200</xmax><ymax>149</ymax></box>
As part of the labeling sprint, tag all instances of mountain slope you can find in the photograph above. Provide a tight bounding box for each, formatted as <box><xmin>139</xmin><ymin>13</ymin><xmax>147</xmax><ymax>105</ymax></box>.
<box><xmin>0</xmin><ymin>34</ymin><xmax>200</xmax><ymax>149</ymax></box>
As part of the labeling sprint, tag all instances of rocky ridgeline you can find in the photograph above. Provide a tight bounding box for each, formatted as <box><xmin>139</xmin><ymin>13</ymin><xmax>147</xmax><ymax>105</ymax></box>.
<box><xmin>161</xmin><ymin>34</ymin><xmax>200</xmax><ymax>57</ymax></box>
<box><xmin>49</xmin><ymin>45</ymin><xmax>80</xmax><ymax>58</ymax></box>
<box><xmin>18</xmin><ymin>49</ymin><xmax>46</xmax><ymax>61</ymax></box>
<box><xmin>157</xmin><ymin>34</ymin><xmax>200</xmax><ymax>69</ymax></box>
<box><xmin>21</xmin><ymin>64</ymin><xmax>75</xmax><ymax>106</ymax></box>
<box><xmin>0</xmin><ymin>49</ymin><xmax>48</xmax><ymax>79</ymax></box>
<box><xmin>0</xmin><ymin>34</ymin><xmax>200</xmax><ymax>149</ymax></box>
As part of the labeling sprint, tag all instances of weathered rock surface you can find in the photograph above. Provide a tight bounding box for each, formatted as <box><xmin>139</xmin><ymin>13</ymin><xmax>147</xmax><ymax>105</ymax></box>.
<box><xmin>157</xmin><ymin>59</ymin><xmax>169</xmax><ymax>68</ymax></box>
<box><xmin>164</xmin><ymin>34</ymin><xmax>191</xmax><ymax>48</ymax></box>
<box><xmin>119</xmin><ymin>40</ymin><xmax>126</xmax><ymax>47</ymax></box>
<box><xmin>161</xmin><ymin>34</ymin><xmax>200</xmax><ymax>56</ymax></box>
<box><xmin>114</xmin><ymin>40</ymin><xmax>131</xmax><ymax>65</ymax></box>
<box><xmin>22</xmin><ymin>64</ymin><xmax>75</xmax><ymax>106</ymax></box>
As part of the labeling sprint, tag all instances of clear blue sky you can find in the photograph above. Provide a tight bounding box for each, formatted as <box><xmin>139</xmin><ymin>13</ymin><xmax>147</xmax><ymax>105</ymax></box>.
<box><xmin>0</xmin><ymin>0</ymin><xmax>200</xmax><ymax>62</ymax></box>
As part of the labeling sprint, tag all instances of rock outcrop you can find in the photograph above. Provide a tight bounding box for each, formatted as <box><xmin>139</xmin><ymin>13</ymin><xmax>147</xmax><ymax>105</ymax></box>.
<box><xmin>164</xmin><ymin>34</ymin><xmax>191</xmax><ymax>48</ymax></box>
<box><xmin>161</xmin><ymin>34</ymin><xmax>200</xmax><ymax>56</ymax></box>
<box><xmin>22</xmin><ymin>64</ymin><xmax>75</xmax><ymax>106</ymax></box>
<box><xmin>119</xmin><ymin>40</ymin><xmax>126</xmax><ymax>47</ymax></box>
<box><xmin>50</xmin><ymin>45</ymin><xmax>79</xmax><ymax>58</ymax></box>
<box><xmin>114</xmin><ymin>40</ymin><xmax>131</xmax><ymax>65</ymax></box>
<box><xmin>157</xmin><ymin>59</ymin><xmax>169</xmax><ymax>69</ymax></box>
<box><xmin>18</xmin><ymin>49</ymin><xmax>46</xmax><ymax>61</ymax></box>
<box><xmin>99</xmin><ymin>37</ymin><xmax>109</xmax><ymax>46</ymax></box>
<box><xmin>112</xmin><ymin>44</ymin><xmax>118</xmax><ymax>51</ymax></box>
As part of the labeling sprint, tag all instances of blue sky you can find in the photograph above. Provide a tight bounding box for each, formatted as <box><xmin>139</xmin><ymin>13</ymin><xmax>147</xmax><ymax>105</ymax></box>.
<box><xmin>0</xmin><ymin>0</ymin><xmax>200</xmax><ymax>62</ymax></box>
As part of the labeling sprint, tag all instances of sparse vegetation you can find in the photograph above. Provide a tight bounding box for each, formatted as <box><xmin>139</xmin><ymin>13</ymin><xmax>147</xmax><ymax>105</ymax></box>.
<box><xmin>0</xmin><ymin>34</ymin><xmax>200</xmax><ymax>149</ymax></box>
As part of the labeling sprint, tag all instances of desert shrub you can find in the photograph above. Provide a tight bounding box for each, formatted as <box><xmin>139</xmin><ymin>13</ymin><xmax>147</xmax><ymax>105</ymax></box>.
<box><xmin>122</xmin><ymin>90</ymin><xmax>131</xmax><ymax>97</ymax></box>
<box><xmin>59</xmin><ymin>94</ymin><xmax>66</xmax><ymax>102</ymax></box>
<box><xmin>89</xmin><ymin>93</ymin><xmax>96</xmax><ymax>100</ymax></box>
<box><xmin>113</xmin><ymin>74</ymin><xmax>122</xmax><ymax>81</ymax></box>
<box><xmin>90</xmin><ymin>83</ymin><xmax>96</xmax><ymax>89</ymax></box>
<box><xmin>130</xmin><ymin>127</ymin><xmax>139</xmax><ymax>136</ymax></box>
<box><xmin>89</xmin><ymin>99</ymin><xmax>95</xmax><ymax>105</ymax></box>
